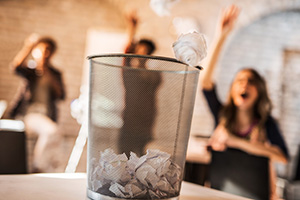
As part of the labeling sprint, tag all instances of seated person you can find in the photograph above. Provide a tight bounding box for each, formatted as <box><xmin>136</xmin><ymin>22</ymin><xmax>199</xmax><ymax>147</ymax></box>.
<box><xmin>8</xmin><ymin>34</ymin><xmax>65</xmax><ymax>172</ymax></box>
<box><xmin>200</xmin><ymin>5</ymin><xmax>289</xmax><ymax>199</ymax></box>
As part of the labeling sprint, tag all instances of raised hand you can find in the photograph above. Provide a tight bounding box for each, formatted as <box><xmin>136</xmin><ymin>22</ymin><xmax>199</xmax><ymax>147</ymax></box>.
<box><xmin>24</xmin><ymin>33</ymin><xmax>40</xmax><ymax>48</ymax></box>
<box><xmin>201</xmin><ymin>5</ymin><xmax>240</xmax><ymax>90</ymax></box>
<box><xmin>218</xmin><ymin>5</ymin><xmax>240</xmax><ymax>36</ymax></box>
<box><xmin>10</xmin><ymin>33</ymin><xmax>40</xmax><ymax>69</ymax></box>
<box><xmin>126</xmin><ymin>10</ymin><xmax>139</xmax><ymax>29</ymax></box>
<box><xmin>125</xmin><ymin>9</ymin><xmax>140</xmax><ymax>48</ymax></box>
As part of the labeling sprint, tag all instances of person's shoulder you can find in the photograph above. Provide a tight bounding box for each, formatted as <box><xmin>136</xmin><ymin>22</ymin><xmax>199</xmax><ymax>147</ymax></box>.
<box><xmin>265</xmin><ymin>115</ymin><xmax>278</xmax><ymax>125</ymax></box>
<box><xmin>15</xmin><ymin>64</ymin><xmax>35</xmax><ymax>75</ymax></box>
<box><xmin>265</xmin><ymin>115</ymin><xmax>281</xmax><ymax>133</ymax></box>
<box><xmin>48</xmin><ymin>65</ymin><xmax>62</xmax><ymax>75</ymax></box>
<box><xmin>202</xmin><ymin>84</ymin><xmax>217</xmax><ymax>95</ymax></box>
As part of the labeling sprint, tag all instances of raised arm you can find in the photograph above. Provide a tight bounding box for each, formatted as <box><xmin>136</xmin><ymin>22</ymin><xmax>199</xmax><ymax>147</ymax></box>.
<box><xmin>10</xmin><ymin>33</ymin><xmax>39</xmax><ymax>70</ymax></box>
<box><xmin>201</xmin><ymin>5</ymin><xmax>240</xmax><ymax>90</ymax></box>
<box><xmin>125</xmin><ymin>10</ymin><xmax>139</xmax><ymax>52</ymax></box>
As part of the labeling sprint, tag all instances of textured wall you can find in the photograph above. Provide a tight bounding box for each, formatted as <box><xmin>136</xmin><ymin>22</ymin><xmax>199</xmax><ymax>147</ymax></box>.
<box><xmin>1</xmin><ymin>0</ymin><xmax>300</xmax><ymax>173</ymax></box>
<box><xmin>0</xmin><ymin>0</ymin><xmax>126</xmax><ymax>172</ymax></box>
<box><xmin>0</xmin><ymin>0</ymin><xmax>125</xmax><ymax>138</ymax></box>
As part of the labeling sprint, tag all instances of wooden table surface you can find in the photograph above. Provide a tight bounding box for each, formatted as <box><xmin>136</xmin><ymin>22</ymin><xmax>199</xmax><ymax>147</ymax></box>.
<box><xmin>0</xmin><ymin>173</ymin><xmax>250</xmax><ymax>200</ymax></box>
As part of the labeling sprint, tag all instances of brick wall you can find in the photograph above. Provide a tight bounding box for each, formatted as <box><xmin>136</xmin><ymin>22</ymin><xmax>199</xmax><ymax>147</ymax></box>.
<box><xmin>0</xmin><ymin>0</ymin><xmax>127</xmax><ymax>139</ymax></box>
<box><xmin>0</xmin><ymin>0</ymin><xmax>126</xmax><ymax>172</ymax></box>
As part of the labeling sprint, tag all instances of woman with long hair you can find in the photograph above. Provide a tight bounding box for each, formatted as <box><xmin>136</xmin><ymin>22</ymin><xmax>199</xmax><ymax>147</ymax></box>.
<box><xmin>201</xmin><ymin>5</ymin><xmax>289</xmax><ymax>199</ymax></box>
<box><xmin>206</xmin><ymin>67</ymin><xmax>288</xmax><ymax>162</ymax></box>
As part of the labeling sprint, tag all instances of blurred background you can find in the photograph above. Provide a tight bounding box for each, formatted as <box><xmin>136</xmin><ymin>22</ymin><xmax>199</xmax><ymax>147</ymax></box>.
<box><xmin>0</xmin><ymin>0</ymin><xmax>300</xmax><ymax>180</ymax></box>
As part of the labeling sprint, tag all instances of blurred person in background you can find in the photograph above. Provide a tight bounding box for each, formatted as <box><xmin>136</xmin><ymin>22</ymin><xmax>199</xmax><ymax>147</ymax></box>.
<box><xmin>8</xmin><ymin>34</ymin><xmax>66</xmax><ymax>172</ymax></box>
<box><xmin>201</xmin><ymin>5</ymin><xmax>289</xmax><ymax>199</ymax></box>
<box><xmin>124</xmin><ymin>10</ymin><xmax>156</xmax><ymax>56</ymax></box>
<box><xmin>119</xmin><ymin>10</ymin><xmax>161</xmax><ymax>156</ymax></box>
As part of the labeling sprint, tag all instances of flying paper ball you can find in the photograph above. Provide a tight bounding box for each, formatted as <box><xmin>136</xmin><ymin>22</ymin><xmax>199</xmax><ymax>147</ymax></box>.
<box><xmin>172</xmin><ymin>32</ymin><xmax>207</xmax><ymax>67</ymax></box>
<box><xmin>150</xmin><ymin>0</ymin><xmax>179</xmax><ymax>16</ymax></box>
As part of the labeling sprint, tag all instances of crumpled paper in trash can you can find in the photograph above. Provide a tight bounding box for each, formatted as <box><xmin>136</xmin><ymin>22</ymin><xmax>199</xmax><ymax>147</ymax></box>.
<box><xmin>89</xmin><ymin>148</ymin><xmax>182</xmax><ymax>198</ymax></box>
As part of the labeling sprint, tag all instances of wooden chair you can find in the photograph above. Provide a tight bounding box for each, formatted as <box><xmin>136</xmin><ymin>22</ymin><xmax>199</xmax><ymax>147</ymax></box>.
<box><xmin>209</xmin><ymin>148</ymin><xmax>270</xmax><ymax>200</ymax></box>
<box><xmin>285</xmin><ymin>145</ymin><xmax>300</xmax><ymax>200</ymax></box>
<box><xmin>184</xmin><ymin>161</ymin><xmax>209</xmax><ymax>186</ymax></box>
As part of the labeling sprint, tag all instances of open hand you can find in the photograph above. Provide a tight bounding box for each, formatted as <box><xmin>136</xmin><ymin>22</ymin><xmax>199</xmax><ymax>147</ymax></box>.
<box><xmin>24</xmin><ymin>33</ymin><xmax>40</xmax><ymax>47</ymax></box>
<box><xmin>218</xmin><ymin>5</ymin><xmax>240</xmax><ymax>36</ymax></box>
<box><xmin>126</xmin><ymin>10</ymin><xmax>139</xmax><ymax>28</ymax></box>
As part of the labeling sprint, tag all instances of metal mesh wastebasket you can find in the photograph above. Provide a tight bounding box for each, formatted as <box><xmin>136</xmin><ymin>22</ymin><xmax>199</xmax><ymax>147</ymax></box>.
<box><xmin>87</xmin><ymin>54</ymin><xmax>201</xmax><ymax>200</ymax></box>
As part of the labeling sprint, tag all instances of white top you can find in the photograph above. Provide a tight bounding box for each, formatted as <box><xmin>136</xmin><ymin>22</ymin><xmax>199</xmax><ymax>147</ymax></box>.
<box><xmin>0</xmin><ymin>173</ymin><xmax>250</xmax><ymax>200</ymax></box>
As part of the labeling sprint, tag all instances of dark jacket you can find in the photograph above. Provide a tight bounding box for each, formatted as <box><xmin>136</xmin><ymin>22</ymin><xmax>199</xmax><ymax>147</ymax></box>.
<box><xmin>9</xmin><ymin>64</ymin><xmax>65</xmax><ymax>122</ymax></box>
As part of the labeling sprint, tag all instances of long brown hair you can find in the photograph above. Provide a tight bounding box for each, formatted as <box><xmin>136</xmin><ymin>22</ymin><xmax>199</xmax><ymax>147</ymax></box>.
<box><xmin>220</xmin><ymin>68</ymin><xmax>272</xmax><ymax>133</ymax></box>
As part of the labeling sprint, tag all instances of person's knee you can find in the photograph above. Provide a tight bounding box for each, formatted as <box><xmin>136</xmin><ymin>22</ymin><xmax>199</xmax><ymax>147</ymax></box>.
<box><xmin>24</xmin><ymin>113</ymin><xmax>57</xmax><ymax>135</ymax></box>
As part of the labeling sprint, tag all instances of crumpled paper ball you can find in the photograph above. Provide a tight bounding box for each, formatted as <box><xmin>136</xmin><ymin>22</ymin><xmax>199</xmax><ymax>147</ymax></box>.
<box><xmin>150</xmin><ymin>0</ymin><xmax>179</xmax><ymax>16</ymax></box>
<box><xmin>89</xmin><ymin>148</ymin><xmax>182</xmax><ymax>199</ymax></box>
<box><xmin>172</xmin><ymin>31</ymin><xmax>207</xmax><ymax>67</ymax></box>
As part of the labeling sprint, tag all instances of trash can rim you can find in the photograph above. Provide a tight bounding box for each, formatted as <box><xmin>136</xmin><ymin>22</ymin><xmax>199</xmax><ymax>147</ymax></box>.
<box><xmin>87</xmin><ymin>53</ymin><xmax>203</xmax><ymax>73</ymax></box>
